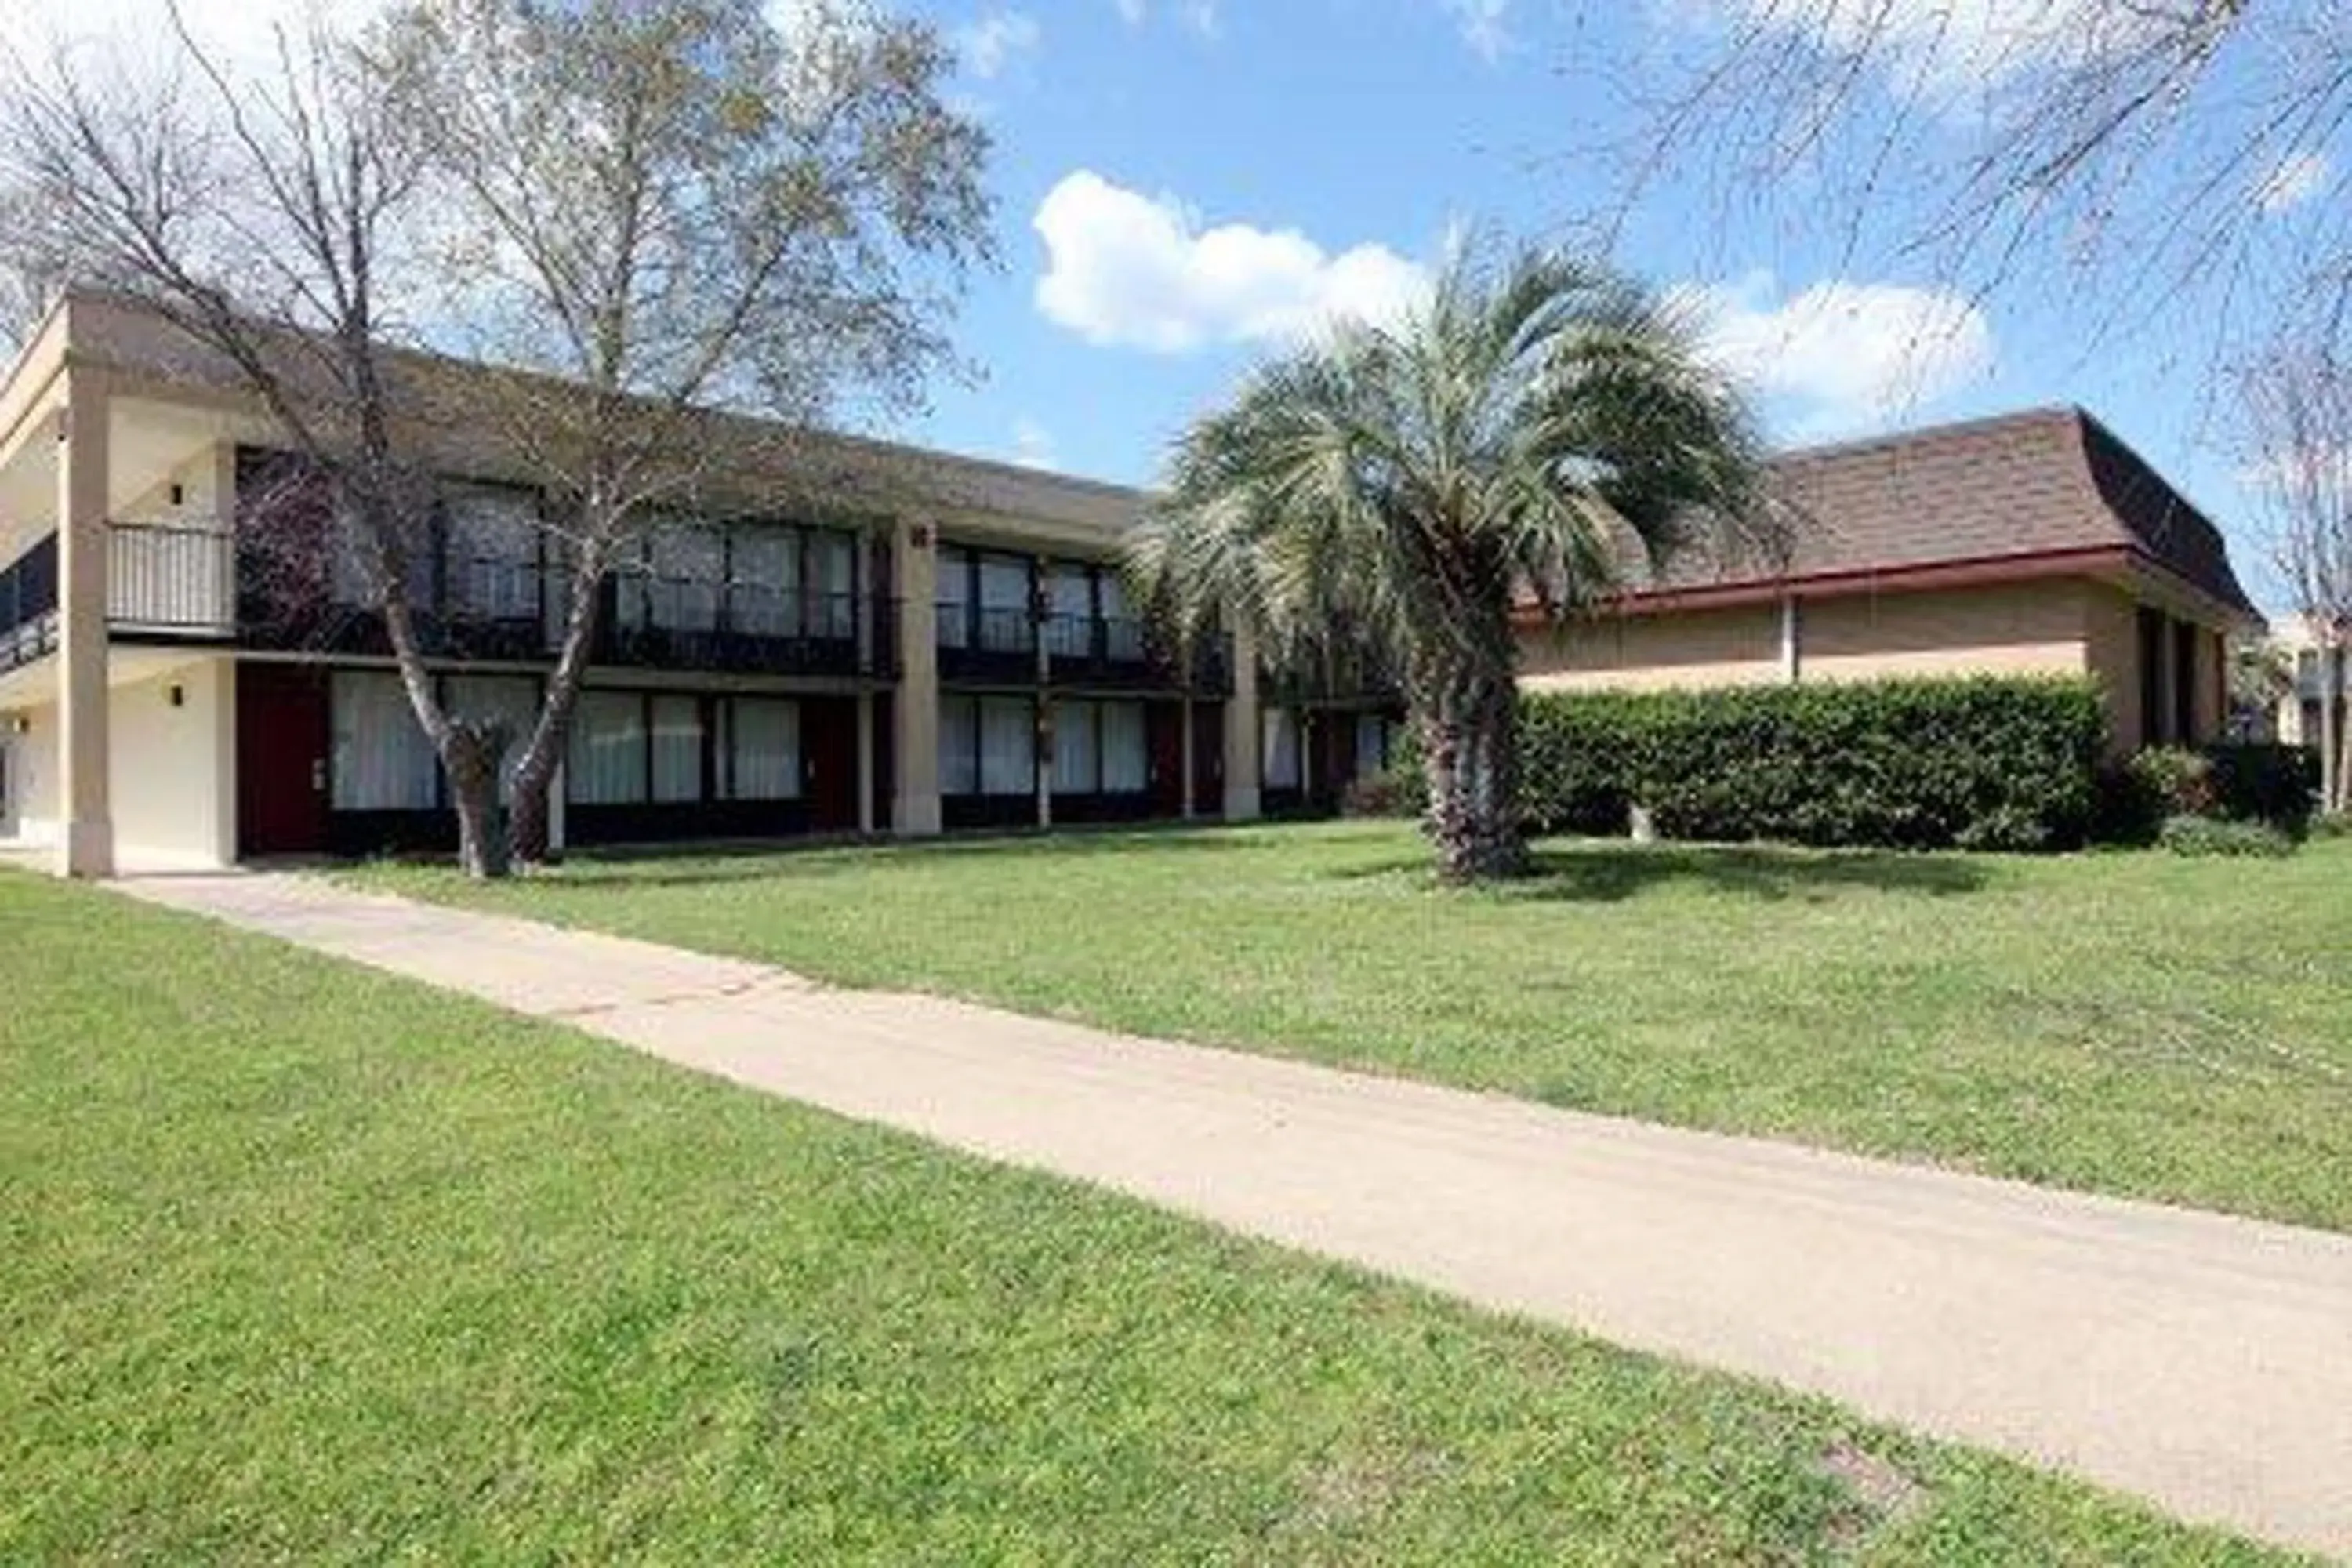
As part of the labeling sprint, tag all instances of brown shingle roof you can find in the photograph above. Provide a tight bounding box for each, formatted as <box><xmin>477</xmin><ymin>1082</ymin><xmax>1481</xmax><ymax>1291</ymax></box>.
<box><xmin>1612</xmin><ymin>407</ymin><xmax>2257</xmax><ymax>618</ymax></box>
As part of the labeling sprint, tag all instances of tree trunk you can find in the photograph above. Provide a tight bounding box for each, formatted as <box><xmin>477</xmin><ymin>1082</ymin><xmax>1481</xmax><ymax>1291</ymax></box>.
<box><xmin>510</xmin><ymin>542</ymin><xmax>608</xmax><ymax>866</ymax></box>
<box><xmin>2322</xmin><ymin>644</ymin><xmax>2344</xmax><ymax>816</ymax></box>
<box><xmin>443</xmin><ymin>723</ymin><xmax>509</xmax><ymax>880</ymax></box>
<box><xmin>1417</xmin><ymin>659</ymin><xmax>1526</xmax><ymax>882</ymax></box>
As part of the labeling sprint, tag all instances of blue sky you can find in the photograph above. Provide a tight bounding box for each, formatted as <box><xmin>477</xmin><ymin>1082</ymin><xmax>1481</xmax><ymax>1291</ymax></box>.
<box><xmin>5</xmin><ymin>0</ymin><xmax>2307</xmax><ymax>605</ymax></box>
<box><xmin>882</xmin><ymin>0</ymin><xmax>2297</xmax><ymax>604</ymax></box>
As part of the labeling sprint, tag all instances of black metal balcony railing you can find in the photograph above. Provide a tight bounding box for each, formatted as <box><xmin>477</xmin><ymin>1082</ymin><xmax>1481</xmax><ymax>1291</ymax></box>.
<box><xmin>110</xmin><ymin>523</ymin><xmax>237</xmax><ymax>633</ymax></box>
<box><xmin>598</xmin><ymin>584</ymin><xmax>898</xmax><ymax>679</ymax></box>
<box><xmin>0</xmin><ymin>533</ymin><xmax>58</xmax><ymax>676</ymax></box>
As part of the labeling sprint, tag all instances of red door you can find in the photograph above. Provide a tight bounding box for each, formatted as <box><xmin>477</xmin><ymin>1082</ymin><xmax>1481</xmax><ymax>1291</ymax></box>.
<box><xmin>803</xmin><ymin>697</ymin><xmax>859</xmax><ymax>832</ymax></box>
<box><xmin>1146</xmin><ymin>702</ymin><xmax>1185</xmax><ymax>818</ymax></box>
<box><xmin>237</xmin><ymin>662</ymin><xmax>330</xmax><ymax>858</ymax></box>
<box><xmin>1191</xmin><ymin>702</ymin><xmax>1225</xmax><ymax>818</ymax></box>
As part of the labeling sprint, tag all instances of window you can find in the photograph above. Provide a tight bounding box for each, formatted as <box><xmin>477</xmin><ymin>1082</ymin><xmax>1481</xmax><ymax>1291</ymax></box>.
<box><xmin>732</xmin><ymin>525</ymin><xmax>800</xmax><ymax>637</ymax></box>
<box><xmin>445</xmin><ymin>487</ymin><xmax>539</xmax><ymax>621</ymax></box>
<box><xmin>1355</xmin><ymin>713</ymin><xmax>1391</xmax><ymax>779</ymax></box>
<box><xmin>1053</xmin><ymin>698</ymin><xmax>1100</xmax><ymax>793</ymax></box>
<box><xmin>1099</xmin><ymin>572</ymin><xmax>1144</xmax><ymax>662</ymax></box>
<box><xmin>1101</xmin><ymin>701</ymin><xmax>1147</xmax><ymax>793</ymax></box>
<box><xmin>810</xmin><ymin>530</ymin><xmax>857</xmax><ymax>640</ymax></box>
<box><xmin>978</xmin><ymin>553</ymin><xmax>1034</xmax><ymax>653</ymax></box>
<box><xmin>936</xmin><ymin>546</ymin><xmax>973</xmax><ymax>650</ymax></box>
<box><xmin>1262</xmin><ymin>706</ymin><xmax>1301</xmax><ymax>790</ymax></box>
<box><xmin>651</xmin><ymin>694</ymin><xmax>704</xmax><ymax>804</ymax></box>
<box><xmin>1046</xmin><ymin>562</ymin><xmax>1092</xmax><ymax>657</ymax></box>
<box><xmin>331</xmin><ymin>671</ymin><xmax>438</xmax><ymax>811</ymax></box>
<box><xmin>980</xmin><ymin>695</ymin><xmax>1036</xmax><ymax>796</ymax></box>
<box><xmin>645</xmin><ymin>521</ymin><xmax>722</xmax><ymax>633</ymax></box>
<box><xmin>939</xmin><ymin>694</ymin><xmax>978</xmax><ymax>795</ymax></box>
<box><xmin>722</xmin><ymin>698</ymin><xmax>801</xmax><ymax>800</ymax></box>
<box><xmin>444</xmin><ymin>674</ymin><xmax>539</xmax><ymax>805</ymax></box>
<box><xmin>568</xmin><ymin>690</ymin><xmax>648</xmax><ymax>804</ymax></box>
<box><xmin>2136</xmin><ymin>607</ymin><xmax>2167</xmax><ymax>747</ymax></box>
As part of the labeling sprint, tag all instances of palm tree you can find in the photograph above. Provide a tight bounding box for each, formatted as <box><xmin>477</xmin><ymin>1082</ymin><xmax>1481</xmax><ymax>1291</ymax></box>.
<box><xmin>1132</xmin><ymin>245</ymin><xmax>1776</xmax><ymax>881</ymax></box>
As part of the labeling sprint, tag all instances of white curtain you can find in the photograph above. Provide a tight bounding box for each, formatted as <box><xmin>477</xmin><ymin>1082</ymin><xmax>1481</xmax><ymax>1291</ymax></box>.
<box><xmin>568</xmin><ymin>690</ymin><xmax>648</xmax><ymax>804</ymax></box>
<box><xmin>445</xmin><ymin>674</ymin><xmax>538</xmax><ymax>804</ymax></box>
<box><xmin>651</xmin><ymin>694</ymin><xmax>703</xmax><ymax>804</ymax></box>
<box><xmin>445</xmin><ymin>488</ymin><xmax>539</xmax><ymax>620</ymax></box>
<box><xmin>1355</xmin><ymin>713</ymin><xmax>1390</xmax><ymax>779</ymax></box>
<box><xmin>811</xmin><ymin>530</ymin><xmax>857</xmax><ymax>639</ymax></box>
<box><xmin>1101</xmin><ymin>702</ymin><xmax>1148</xmax><ymax>793</ymax></box>
<box><xmin>1053</xmin><ymin>699</ymin><xmax>1099</xmax><ymax>793</ymax></box>
<box><xmin>936</xmin><ymin>546</ymin><xmax>972</xmax><ymax>650</ymax></box>
<box><xmin>724</xmin><ymin>698</ymin><xmax>801</xmax><ymax>800</ymax></box>
<box><xmin>978</xmin><ymin>554</ymin><xmax>1033</xmax><ymax>652</ymax></box>
<box><xmin>332</xmin><ymin>671</ymin><xmax>438</xmax><ymax>810</ymax></box>
<box><xmin>980</xmin><ymin>695</ymin><xmax>1035</xmax><ymax>796</ymax></box>
<box><xmin>646</xmin><ymin>521</ymin><xmax>721</xmax><ymax>632</ymax></box>
<box><xmin>1263</xmin><ymin>706</ymin><xmax>1301</xmax><ymax>789</ymax></box>
<box><xmin>1046</xmin><ymin>562</ymin><xmax>1091</xmax><ymax>657</ymax></box>
<box><xmin>939</xmin><ymin>695</ymin><xmax>978</xmax><ymax>795</ymax></box>
<box><xmin>1099</xmin><ymin>572</ymin><xmax>1143</xmax><ymax>660</ymax></box>
<box><xmin>732</xmin><ymin>526</ymin><xmax>800</xmax><ymax>637</ymax></box>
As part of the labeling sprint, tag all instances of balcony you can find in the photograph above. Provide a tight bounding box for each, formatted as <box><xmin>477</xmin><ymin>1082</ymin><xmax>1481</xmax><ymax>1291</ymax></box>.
<box><xmin>0</xmin><ymin>525</ymin><xmax>237</xmax><ymax>677</ymax></box>
<box><xmin>937</xmin><ymin>604</ymin><xmax>1040</xmax><ymax>685</ymax></box>
<box><xmin>597</xmin><ymin>586</ymin><xmax>899</xmax><ymax>680</ymax></box>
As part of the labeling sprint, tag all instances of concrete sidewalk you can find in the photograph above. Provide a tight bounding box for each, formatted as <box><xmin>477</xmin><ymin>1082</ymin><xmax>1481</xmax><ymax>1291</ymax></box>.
<box><xmin>118</xmin><ymin>871</ymin><xmax>2352</xmax><ymax>1559</ymax></box>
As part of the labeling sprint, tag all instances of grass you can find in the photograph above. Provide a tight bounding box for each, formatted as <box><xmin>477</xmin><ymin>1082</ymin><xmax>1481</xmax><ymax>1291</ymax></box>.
<box><xmin>0</xmin><ymin>869</ymin><xmax>2299</xmax><ymax>1563</ymax></box>
<box><xmin>358</xmin><ymin>821</ymin><xmax>2352</xmax><ymax>1232</ymax></box>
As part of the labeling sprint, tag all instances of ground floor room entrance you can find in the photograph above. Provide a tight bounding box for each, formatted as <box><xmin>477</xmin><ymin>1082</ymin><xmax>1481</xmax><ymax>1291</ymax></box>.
<box><xmin>236</xmin><ymin>662</ymin><xmax>331</xmax><ymax>858</ymax></box>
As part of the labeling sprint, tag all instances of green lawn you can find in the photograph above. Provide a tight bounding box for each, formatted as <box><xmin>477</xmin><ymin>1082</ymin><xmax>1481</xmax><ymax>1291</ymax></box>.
<box><xmin>0</xmin><ymin>870</ymin><xmax>2298</xmax><ymax>1563</ymax></box>
<box><xmin>361</xmin><ymin>822</ymin><xmax>2352</xmax><ymax>1232</ymax></box>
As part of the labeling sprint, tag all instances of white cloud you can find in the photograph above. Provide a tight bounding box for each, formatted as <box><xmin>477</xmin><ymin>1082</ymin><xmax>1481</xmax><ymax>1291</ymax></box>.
<box><xmin>1033</xmin><ymin>170</ymin><xmax>1431</xmax><ymax>354</ymax></box>
<box><xmin>1111</xmin><ymin>1</ymin><xmax>1215</xmax><ymax>38</ymax></box>
<box><xmin>1010</xmin><ymin>417</ymin><xmax>1058</xmax><ymax>470</ymax></box>
<box><xmin>1682</xmin><ymin>271</ymin><xmax>1995</xmax><ymax>437</ymax></box>
<box><xmin>1443</xmin><ymin>0</ymin><xmax>1511</xmax><ymax>62</ymax></box>
<box><xmin>2257</xmin><ymin>151</ymin><xmax>2330</xmax><ymax>215</ymax></box>
<box><xmin>955</xmin><ymin>9</ymin><xmax>1039</xmax><ymax>79</ymax></box>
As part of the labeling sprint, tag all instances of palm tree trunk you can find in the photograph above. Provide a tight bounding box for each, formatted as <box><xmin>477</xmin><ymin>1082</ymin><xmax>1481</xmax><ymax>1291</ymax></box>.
<box><xmin>1420</xmin><ymin>659</ymin><xmax>1526</xmax><ymax>881</ymax></box>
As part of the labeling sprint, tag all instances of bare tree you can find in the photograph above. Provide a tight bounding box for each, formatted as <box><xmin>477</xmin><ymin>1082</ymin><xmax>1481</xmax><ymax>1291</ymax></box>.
<box><xmin>370</xmin><ymin>0</ymin><xmax>993</xmax><ymax>862</ymax></box>
<box><xmin>1588</xmin><ymin>2</ymin><xmax>2350</xmax><ymax>366</ymax></box>
<box><xmin>0</xmin><ymin>8</ymin><xmax>524</xmax><ymax>876</ymax></box>
<box><xmin>2239</xmin><ymin>347</ymin><xmax>2352</xmax><ymax>811</ymax></box>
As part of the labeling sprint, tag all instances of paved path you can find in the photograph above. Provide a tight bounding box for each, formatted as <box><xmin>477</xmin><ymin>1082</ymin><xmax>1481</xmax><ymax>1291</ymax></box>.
<box><xmin>118</xmin><ymin>871</ymin><xmax>2352</xmax><ymax>1559</ymax></box>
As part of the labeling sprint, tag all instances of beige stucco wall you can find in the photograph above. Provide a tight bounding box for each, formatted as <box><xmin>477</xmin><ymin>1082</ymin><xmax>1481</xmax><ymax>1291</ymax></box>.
<box><xmin>2080</xmin><ymin>583</ymin><xmax>2143</xmax><ymax>754</ymax></box>
<box><xmin>1798</xmin><ymin>582</ymin><xmax>2089</xmax><ymax>683</ymax></box>
<box><xmin>0</xmin><ymin>696</ymin><xmax>61</xmax><ymax>844</ymax></box>
<box><xmin>109</xmin><ymin>657</ymin><xmax>235</xmax><ymax>869</ymax></box>
<box><xmin>1520</xmin><ymin>603</ymin><xmax>1781</xmax><ymax>692</ymax></box>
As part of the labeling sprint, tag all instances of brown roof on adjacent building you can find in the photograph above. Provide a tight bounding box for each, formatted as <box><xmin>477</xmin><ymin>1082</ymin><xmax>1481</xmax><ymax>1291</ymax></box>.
<box><xmin>1606</xmin><ymin>406</ymin><xmax>2258</xmax><ymax>619</ymax></box>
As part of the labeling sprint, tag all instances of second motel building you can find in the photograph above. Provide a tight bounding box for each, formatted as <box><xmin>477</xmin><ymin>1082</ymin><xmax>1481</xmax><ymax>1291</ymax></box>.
<box><xmin>0</xmin><ymin>297</ymin><xmax>2259</xmax><ymax>875</ymax></box>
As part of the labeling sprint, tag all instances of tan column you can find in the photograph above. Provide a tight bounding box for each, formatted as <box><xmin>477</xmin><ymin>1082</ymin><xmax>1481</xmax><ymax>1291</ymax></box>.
<box><xmin>1179</xmin><ymin>695</ymin><xmax>1196</xmax><ymax>819</ymax></box>
<box><xmin>891</xmin><ymin>516</ymin><xmax>941</xmax><ymax>836</ymax></box>
<box><xmin>855</xmin><ymin>691</ymin><xmax>876</xmax><ymax>835</ymax></box>
<box><xmin>56</xmin><ymin>376</ymin><xmax>112</xmax><ymax>877</ymax></box>
<box><xmin>1222</xmin><ymin>619</ymin><xmax>1261</xmax><ymax>822</ymax></box>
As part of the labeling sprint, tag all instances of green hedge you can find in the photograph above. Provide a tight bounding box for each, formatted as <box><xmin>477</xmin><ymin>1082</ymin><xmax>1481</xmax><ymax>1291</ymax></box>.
<box><xmin>1396</xmin><ymin>676</ymin><xmax>2109</xmax><ymax>851</ymax></box>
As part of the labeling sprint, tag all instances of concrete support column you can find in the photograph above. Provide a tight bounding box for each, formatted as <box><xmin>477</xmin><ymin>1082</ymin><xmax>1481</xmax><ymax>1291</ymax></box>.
<box><xmin>1222</xmin><ymin>619</ymin><xmax>1261</xmax><ymax>822</ymax></box>
<box><xmin>56</xmin><ymin>376</ymin><xmax>112</xmax><ymax>878</ymax></box>
<box><xmin>855</xmin><ymin>691</ymin><xmax>876</xmax><ymax>835</ymax></box>
<box><xmin>1779</xmin><ymin>594</ymin><xmax>1802</xmax><ymax>683</ymax></box>
<box><xmin>891</xmin><ymin>515</ymin><xmax>941</xmax><ymax>836</ymax></box>
<box><xmin>1179</xmin><ymin>695</ymin><xmax>1196</xmax><ymax>819</ymax></box>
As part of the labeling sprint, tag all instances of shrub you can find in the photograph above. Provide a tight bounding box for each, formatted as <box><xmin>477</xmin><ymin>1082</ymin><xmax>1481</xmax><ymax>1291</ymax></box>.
<box><xmin>1340</xmin><ymin>768</ymin><xmax>1419</xmax><ymax>819</ymax></box>
<box><xmin>1609</xmin><ymin>676</ymin><xmax>2105</xmax><ymax>851</ymax></box>
<box><xmin>2128</xmin><ymin>746</ymin><xmax>2216</xmax><ymax>818</ymax></box>
<box><xmin>2158</xmin><ymin>813</ymin><xmax>2297</xmax><ymax>858</ymax></box>
<box><xmin>2201</xmin><ymin>743</ymin><xmax>2321</xmax><ymax>835</ymax></box>
<box><xmin>1467</xmin><ymin>676</ymin><xmax>2103</xmax><ymax>851</ymax></box>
